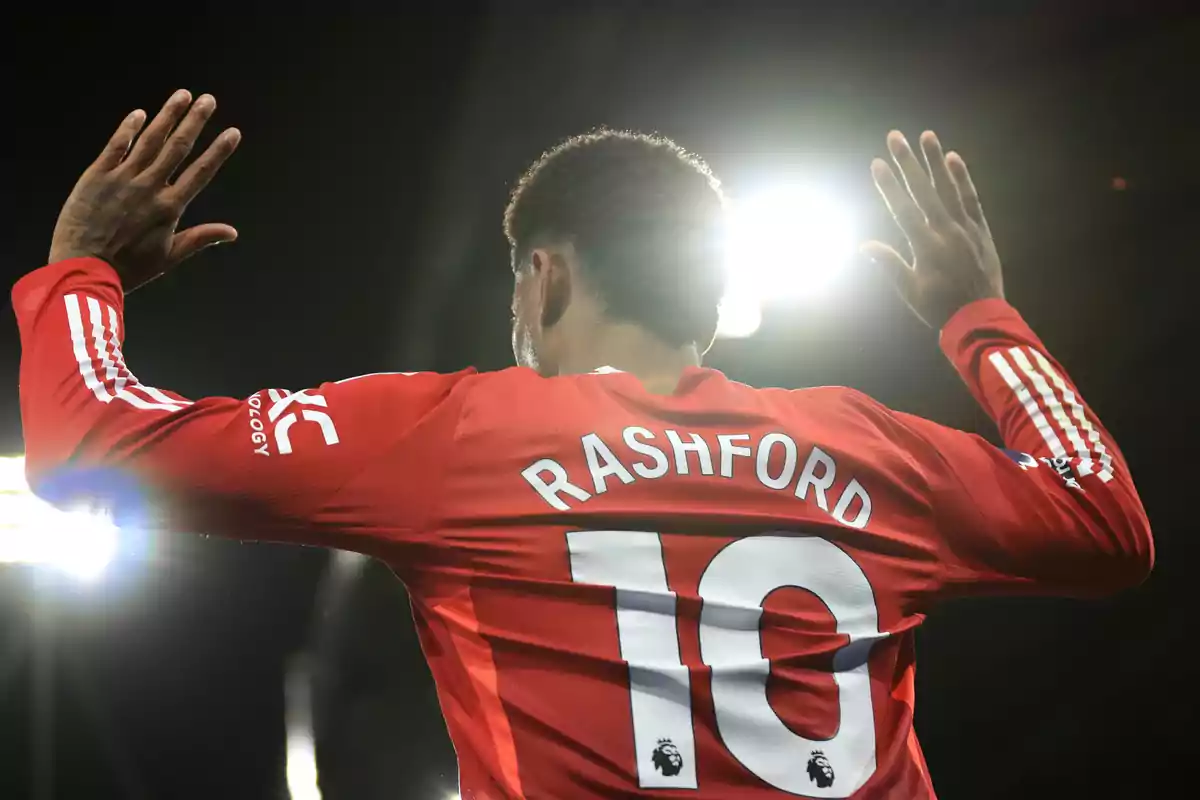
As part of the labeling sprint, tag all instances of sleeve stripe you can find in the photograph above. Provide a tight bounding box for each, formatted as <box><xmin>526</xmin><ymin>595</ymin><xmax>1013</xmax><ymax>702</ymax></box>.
<box><xmin>65</xmin><ymin>294</ymin><xmax>117</xmax><ymax>404</ymax></box>
<box><xmin>1008</xmin><ymin>347</ymin><xmax>1095</xmax><ymax>477</ymax></box>
<box><xmin>64</xmin><ymin>293</ymin><xmax>187</xmax><ymax>413</ymax></box>
<box><xmin>988</xmin><ymin>350</ymin><xmax>1069</xmax><ymax>459</ymax></box>
<box><xmin>103</xmin><ymin>304</ymin><xmax>192</xmax><ymax>407</ymax></box>
<box><xmin>104</xmin><ymin>303</ymin><xmax>132</xmax><ymax>395</ymax></box>
<box><xmin>135</xmin><ymin>384</ymin><xmax>188</xmax><ymax>406</ymax></box>
<box><xmin>86</xmin><ymin>296</ymin><xmax>123</xmax><ymax>389</ymax></box>
<box><xmin>1027</xmin><ymin>348</ymin><xmax>1114</xmax><ymax>483</ymax></box>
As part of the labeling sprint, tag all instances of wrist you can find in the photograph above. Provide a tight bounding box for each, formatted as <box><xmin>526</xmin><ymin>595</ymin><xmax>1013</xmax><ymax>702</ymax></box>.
<box><xmin>42</xmin><ymin>251</ymin><xmax>124</xmax><ymax>293</ymax></box>
<box><xmin>928</xmin><ymin>284</ymin><xmax>1004</xmax><ymax>330</ymax></box>
<box><xmin>49</xmin><ymin>249</ymin><xmax>107</xmax><ymax>265</ymax></box>
<box><xmin>938</xmin><ymin>296</ymin><xmax>1018</xmax><ymax>342</ymax></box>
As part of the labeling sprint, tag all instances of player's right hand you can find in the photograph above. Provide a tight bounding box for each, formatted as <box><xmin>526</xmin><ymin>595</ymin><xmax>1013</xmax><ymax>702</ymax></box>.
<box><xmin>48</xmin><ymin>90</ymin><xmax>241</xmax><ymax>292</ymax></box>
<box><xmin>862</xmin><ymin>131</ymin><xmax>1005</xmax><ymax>330</ymax></box>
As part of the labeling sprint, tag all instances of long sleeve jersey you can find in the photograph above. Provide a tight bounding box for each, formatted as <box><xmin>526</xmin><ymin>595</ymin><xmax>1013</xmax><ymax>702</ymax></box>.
<box><xmin>14</xmin><ymin>257</ymin><xmax>1153</xmax><ymax>799</ymax></box>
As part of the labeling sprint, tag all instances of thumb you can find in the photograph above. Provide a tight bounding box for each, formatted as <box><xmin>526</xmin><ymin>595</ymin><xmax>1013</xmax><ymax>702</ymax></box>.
<box><xmin>168</xmin><ymin>223</ymin><xmax>238</xmax><ymax>265</ymax></box>
<box><xmin>860</xmin><ymin>240</ymin><xmax>915</xmax><ymax>294</ymax></box>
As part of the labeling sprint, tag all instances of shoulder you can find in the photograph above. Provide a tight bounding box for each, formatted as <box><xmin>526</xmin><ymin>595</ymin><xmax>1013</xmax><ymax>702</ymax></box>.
<box><xmin>794</xmin><ymin>385</ymin><xmax>891</xmax><ymax>416</ymax></box>
<box><xmin>326</xmin><ymin>368</ymin><xmax>496</xmax><ymax>402</ymax></box>
<box><xmin>330</xmin><ymin>368</ymin><xmax>480</xmax><ymax>389</ymax></box>
<box><xmin>317</xmin><ymin>369</ymin><xmax>489</xmax><ymax>425</ymax></box>
<box><xmin>328</xmin><ymin>366</ymin><xmax>589</xmax><ymax>406</ymax></box>
<box><xmin>752</xmin><ymin>384</ymin><xmax>932</xmax><ymax>455</ymax></box>
<box><xmin>743</xmin><ymin>381</ymin><xmax>895</xmax><ymax>422</ymax></box>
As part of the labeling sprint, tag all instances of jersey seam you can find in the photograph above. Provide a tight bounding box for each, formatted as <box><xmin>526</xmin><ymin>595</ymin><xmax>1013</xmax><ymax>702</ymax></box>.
<box><xmin>896</xmin><ymin>411</ymin><xmax>978</xmax><ymax>594</ymax></box>
<box><xmin>406</xmin><ymin>371</ymin><xmax>484</xmax><ymax>583</ymax></box>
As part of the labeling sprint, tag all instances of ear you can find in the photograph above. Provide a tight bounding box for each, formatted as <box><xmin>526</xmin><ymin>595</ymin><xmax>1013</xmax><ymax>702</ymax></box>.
<box><xmin>531</xmin><ymin>247</ymin><xmax>571</xmax><ymax>330</ymax></box>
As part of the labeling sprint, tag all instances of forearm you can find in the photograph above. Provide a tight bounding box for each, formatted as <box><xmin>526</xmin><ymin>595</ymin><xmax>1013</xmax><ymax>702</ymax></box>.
<box><xmin>919</xmin><ymin>298</ymin><xmax>1153</xmax><ymax>594</ymax></box>
<box><xmin>16</xmin><ymin>257</ymin><xmax>302</xmax><ymax>538</ymax></box>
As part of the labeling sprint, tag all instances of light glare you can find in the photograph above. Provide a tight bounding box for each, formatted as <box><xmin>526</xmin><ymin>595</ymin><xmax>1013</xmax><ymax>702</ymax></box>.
<box><xmin>721</xmin><ymin>184</ymin><xmax>856</xmax><ymax>330</ymax></box>
<box><xmin>0</xmin><ymin>456</ymin><xmax>118</xmax><ymax>580</ymax></box>
<box><xmin>715</xmin><ymin>290</ymin><xmax>763</xmax><ymax>339</ymax></box>
<box><xmin>286</xmin><ymin>731</ymin><xmax>321</xmax><ymax>800</ymax></box>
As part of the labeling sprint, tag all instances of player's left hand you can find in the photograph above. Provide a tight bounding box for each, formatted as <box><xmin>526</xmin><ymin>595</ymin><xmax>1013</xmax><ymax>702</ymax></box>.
<box><xmin>48</xmin><ymin>89</ymin><xmax>242</xmax><ymax>292</ymax></box>
<box><xmin>862</xmin><ymin>131</ymin><xmax>1004</xmax><ymax>330</ymax></box>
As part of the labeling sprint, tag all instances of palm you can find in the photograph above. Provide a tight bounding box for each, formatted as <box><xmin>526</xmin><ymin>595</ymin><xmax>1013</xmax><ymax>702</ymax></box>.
<box><xmin>862</xmin><ymin>131</ymin><xmax>1005</xmax><ymax>330</ymax></box>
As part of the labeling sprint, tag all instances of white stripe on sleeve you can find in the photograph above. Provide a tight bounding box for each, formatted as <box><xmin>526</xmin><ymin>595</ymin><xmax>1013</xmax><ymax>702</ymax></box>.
<box><xmin>103</xmin><ymin>304</ymin><xmax>130</xmax><ymax>395</ymax></box>
<box><xmin>1009</xmin><ymin>347</ymin><xmax>1094</xmax><ymax>476</ymax></box>
<box><xmin>64</xmin><ymin>294</ymin><xmax>185</xmax><ymax>413</ymax></box>
<box><xmin>1028</xmin><ymin>348</ymin><xmax>1114</xmax><ymax>483</ymax></box>
<box><xmin>65</xmin><ymin>294</ymin><xmax>113</xmax><ymax>404</ymax></box>
<box><xmin>988</xmin><ymin>350</ymin><xmax>1069</xmax><ymax>459</ymax></box>
<box><xmin>86</xmin><ymin>296</ymin><xmax>122</xmax><ymax>386</ymax></box>
<box><xmin>105</xmin><ymin>303</ymin><xmax>192</xmax><ymax>408</ymax></box>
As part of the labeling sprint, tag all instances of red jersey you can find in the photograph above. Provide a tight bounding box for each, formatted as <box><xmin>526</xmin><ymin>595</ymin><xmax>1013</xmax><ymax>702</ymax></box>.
<box><xmin>14</xmin><ymin>258</ymin><xmax>1153</xmax><ymax>799</ymax></box>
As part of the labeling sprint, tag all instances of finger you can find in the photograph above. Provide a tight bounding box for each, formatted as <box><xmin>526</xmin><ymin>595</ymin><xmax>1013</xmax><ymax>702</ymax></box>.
<box><xmin>124</xmin><ymin>89</ymin><xmax>193</xmax><ymax>173</ymax></box>
<box><xmin>887</xmin><ymin>131</ymin><xmax>950</xmax><ymax>226</ymax></box>
<box><xmin>860</xmin><ymin>240</ymin><xmax>916</xmax><ymax>294</ymax></box>
<box><xmin>146</xmin><ymin>94</ymin><xmax>217</xmax><ymax>183</ymax></box>
<box><xmin>167</xmin><ymin>223</ymin><xmax>238</xmax><ymax>266</ymax></box>
<box><xmin>919</xmin><ymin>131</ymin><xmax>966</xmax><ymax>225</ymax></box>
<box><xmin>871</xmin><ymin>158</ymin><xmax>931</xmax><ymax>244</ymax></box>
<box><xmin>946</xmin><ymin>151</ymin><xmax>987</xmax><ymax>228</ymax></box>
<box><xmin>168</xmin><ymin>128</ymin><xmax>242</xmax><ymax>207</ymax></box>
<box><xmin>94</xmin><ymin>110</ymin><xmax>147</xmax><ymax>171</ymax></box>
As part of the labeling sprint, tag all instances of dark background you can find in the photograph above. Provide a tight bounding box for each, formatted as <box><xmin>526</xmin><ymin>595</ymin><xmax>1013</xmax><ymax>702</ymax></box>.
<box><xmin>2</xmin><ymin>2</ymin><xmax>1197</xmax><ymax>798</ymax></box>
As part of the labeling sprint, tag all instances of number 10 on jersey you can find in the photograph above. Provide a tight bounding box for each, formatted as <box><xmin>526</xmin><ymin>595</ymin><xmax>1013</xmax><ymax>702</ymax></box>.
<box><xmin>567</xmin><ymin>530</ymin><xmax>887</xmax><ymax>798</ymax></box>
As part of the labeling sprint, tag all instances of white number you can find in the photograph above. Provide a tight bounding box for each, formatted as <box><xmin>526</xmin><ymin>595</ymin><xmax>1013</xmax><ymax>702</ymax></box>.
<box><xmin>567</xmin><ymin>531</ymin><xmax>886</xmax><ymax>798</ymax></box>
<box><xmin>700</xmin><ymin>536</ymin><xmax>884</xmax><ymax>796</ymax></box>
<box><xmin>568</xmin><ymin>531</ymin><xmax>698</xmax><ymax>788</ymax></box>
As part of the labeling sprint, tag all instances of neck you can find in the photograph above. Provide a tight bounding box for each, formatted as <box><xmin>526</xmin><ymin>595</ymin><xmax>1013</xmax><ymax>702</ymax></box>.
<box><xmin>557</xmin><ymin>322</ymin><xmax>702</xmax><ymax>394</ymax></box>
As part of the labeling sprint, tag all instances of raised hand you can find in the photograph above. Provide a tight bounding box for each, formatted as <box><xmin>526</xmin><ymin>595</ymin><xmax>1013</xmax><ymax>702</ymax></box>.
<box><xmin>49</xmin><ymin>90</ymin><xmax>242</xmax><ymax>292</ymax></box>
<box><xmin>862</xmin><ymin>131</ymin><xmax>1004</xmax><ymax>329</ymax></box>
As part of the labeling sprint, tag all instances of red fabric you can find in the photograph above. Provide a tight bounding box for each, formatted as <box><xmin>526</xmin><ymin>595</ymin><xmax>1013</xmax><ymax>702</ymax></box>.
<box><xmin>15</xmin><ymin>257</ymin><xmax>1152</xmax><ymax>799</ymax></box>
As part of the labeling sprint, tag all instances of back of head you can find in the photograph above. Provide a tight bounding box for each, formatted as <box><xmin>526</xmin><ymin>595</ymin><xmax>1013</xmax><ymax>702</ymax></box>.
<box><xmin>504</xmin><ymin>129</ymin><xmax>727</xmax><ymax>350</ymax></box>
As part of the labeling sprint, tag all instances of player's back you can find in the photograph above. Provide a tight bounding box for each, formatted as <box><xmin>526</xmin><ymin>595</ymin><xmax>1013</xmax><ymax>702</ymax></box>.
<box><xmin>394</xmin><ymin>366</ymin><xmax>941</xmax><ymax>799</ymax></box>
<box><xmin>15</xmin><ymin>123</ymin><xmax>1154</xmax><ymax>800</ymax></box>
<box><xmin>14</xmin><ymin>257</ymin><xmax>1151</xmax><ymax>798</ymax></box>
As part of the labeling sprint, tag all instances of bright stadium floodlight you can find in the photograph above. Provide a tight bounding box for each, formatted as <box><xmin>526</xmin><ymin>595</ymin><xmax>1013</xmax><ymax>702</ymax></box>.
<box><xmin>285</xmin><ymin>656</ymin><xmax>323</xmax><ymax>800</ymax></box>
<box><xmin>0</xmin><ymin>455</ymin><xmax>118</xmax><ymax>581</ymax></box>
<box><xmin>718</xmin><ymin>183</ymin><xmax>857</xmax><ymax>337</ymax></box>
<box><xmin>285</xmin><ymin>730</ymin><xmax>321</xmax><ymax>800</ymax></box>
<box><xmin>715</xmin><ymin>288</ymin><xmax>764</xmax><ymax>340</ymax></box>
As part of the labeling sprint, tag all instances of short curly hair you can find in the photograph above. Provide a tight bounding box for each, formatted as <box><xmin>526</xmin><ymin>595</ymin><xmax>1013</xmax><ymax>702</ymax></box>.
<box><xmin>504</xmin><ymin>129</ymin><xmax>727</xmax><ymax>348</ymax></box>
